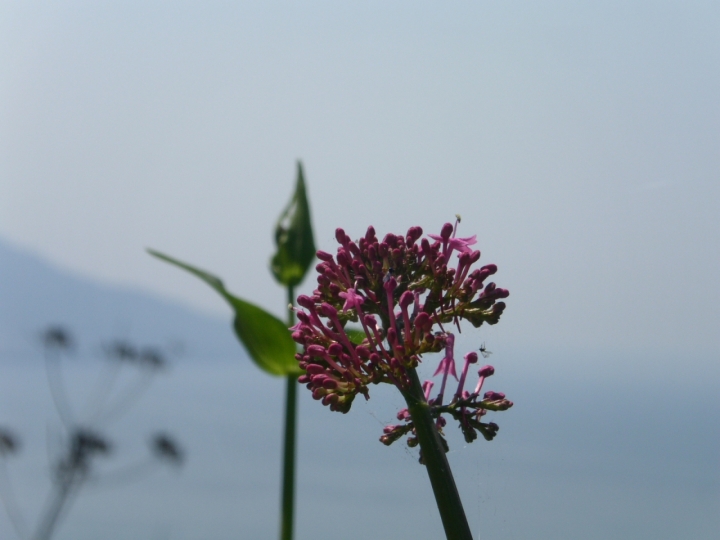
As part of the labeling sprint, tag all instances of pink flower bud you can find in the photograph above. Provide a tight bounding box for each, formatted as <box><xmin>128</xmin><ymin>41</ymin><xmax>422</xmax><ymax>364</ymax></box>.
<box><xmin>383</xmin><ymin>233</ymin><xmax>398</xmax><ymax>247</ymax></box>
<box><xmin>383</xmin><ymin>276</ymin><xmax>397</xmax><ymax>293</ymax></box>
<box><xmin>414</xmin><ymin>312</ymin><xmax>433</xmax><ymax>333</ymax></box>
<box><xmin>306</xmin><ymin>364</ymin><xmax>325</xmax><ymax>375</ymax></box>
<box><xmin>363</xmin><ymin>314</ymin><xmax>378</xmax><ymax>327</ymax></box>
<box><xmin>481</xmin><ymin>264</ymin><xmax>497</xmax><ymax>275</ymax></box>
<box><xmin>335</xmin><ymin>228</ymin><xmax>348</xmax><ymax>244</ymax></box>
<box><xmin>386</xmin><ymin>328</ymin><xmax>398</xmax><ymax>345</ymax></box>
<box><xmin>336</xmin><ymin>250</ymin><xmax>350</xmax><ymax>267</ymax></box>
<box><xmin>319</xmin><ymin>303</ymin><xmax>338</xmax><ymax>317</ymax></box>
<box><xmin>297</xmin><ymin>295</ymin><xmax>315</xmax><ymax>309</ymax></box>
<box><xmin>399</xmin><ymin>291</ymin><xmax>414</xmax><ymax>308</ymax></box>
<box><xmin>478</xmin><ymin>365</ymin><xmax>495</xmax><ymax>377</ymax></box>
<box><xmin>406</xmin><ymin>226</ymin><xmax>423</xmax><ymax>245</ymax></box>
<box><xmin>306</xmin><ymin>345</ymin><xmax>326</xmax><ymax>357</ymax></box>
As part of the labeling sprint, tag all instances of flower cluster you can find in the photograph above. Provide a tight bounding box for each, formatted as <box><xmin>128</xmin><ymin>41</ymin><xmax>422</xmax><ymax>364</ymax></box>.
<box><xmin>292</xmin><ymin>221</ymin><xmax>512</xmax><ymax>448</ymax></box>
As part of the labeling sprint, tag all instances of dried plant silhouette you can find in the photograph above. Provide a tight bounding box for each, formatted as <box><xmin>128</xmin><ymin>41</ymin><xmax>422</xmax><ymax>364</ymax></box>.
<box><xmin>0</xmin><ymin>327</ymin><xmax>183</xmax><ymax>540</ymax></box>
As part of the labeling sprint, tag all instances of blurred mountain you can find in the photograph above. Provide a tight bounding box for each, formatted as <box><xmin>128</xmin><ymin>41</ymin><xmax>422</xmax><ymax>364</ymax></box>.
<box><xmin>0</xmin><ymin>237</ymin><xmax>241</xmax><ymax>363</ymax></box>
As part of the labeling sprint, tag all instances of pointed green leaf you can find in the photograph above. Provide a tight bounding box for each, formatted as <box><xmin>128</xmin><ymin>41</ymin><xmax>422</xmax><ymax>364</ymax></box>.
<box><xmin>271</xmin><ymin>161</ymin><xmax>317</xmax><ymax>287</ymax></box>
<box><xmin>148</xmin><ymin>249</ymin><xmax>301</xmax><ymax>376</ymax></box>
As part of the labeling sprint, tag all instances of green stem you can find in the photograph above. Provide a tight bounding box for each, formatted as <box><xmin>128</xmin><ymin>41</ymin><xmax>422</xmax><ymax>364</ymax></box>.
<box><xmin>401</xmin><ymin>368</ymin><xmax>473</xmax><ymax>540</ymax></box>
<box><xmin>280</xmin><ymin>285</ymin><xmax>297</xmax><ymax>540</ymax></box>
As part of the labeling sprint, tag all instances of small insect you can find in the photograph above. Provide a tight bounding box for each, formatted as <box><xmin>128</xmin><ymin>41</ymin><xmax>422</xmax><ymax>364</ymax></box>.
<box><xmin>479</xmin><ymin>342</ymin><xmax>493</xmax><ymax>358</ymax></box>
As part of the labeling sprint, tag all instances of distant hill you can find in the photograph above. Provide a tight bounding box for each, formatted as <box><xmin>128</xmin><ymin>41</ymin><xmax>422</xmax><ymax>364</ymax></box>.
<box><xmin>0</xmin><ymin>237</ymin><xmax>242</xmax><ymax>364</ymax></box>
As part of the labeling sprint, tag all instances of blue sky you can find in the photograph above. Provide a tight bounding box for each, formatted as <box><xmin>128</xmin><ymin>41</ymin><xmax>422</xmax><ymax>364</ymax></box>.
<box><xmin>0</xmin><ymin>2</ymin><xmax>718</xmax><ymax>538</ymax></box>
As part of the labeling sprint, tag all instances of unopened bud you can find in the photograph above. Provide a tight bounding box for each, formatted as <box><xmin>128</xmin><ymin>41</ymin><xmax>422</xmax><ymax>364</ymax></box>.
<box><xmin>306</xmin><ymin>364</ymin><xmax>325</xmax><ymax>375</ymax></box>
<box><xmin>399</xmin><ymin>291</ymin><xmax>414</xmax><ymax>308</ymax></box>
<box><xmin>335</xmin><ymin>228</ymin><xmax>348</xmax><ymax>244</ymax></box>
<box><xmin>414</xmin><ymin>312</ymin><xmax>432</xmax><ymax>333</ymax></box>
<box><xmin>297</xmin><ymin>295</ymin><xmax>315</xmax><ymax>309</ymax></box>
<box><xmin>406</xmin><ymin>226</ymin><xmax>423</xmax><ymax>245</ymax></box>
<box><xmin>383</xmin><ymin>276</ymin><xmax>397</xmax><ymax>292</ymax></box>
<box><xmin>306</xmin><ymin>345</ymin><xmax>326</xmax><ymax>357</ymax></box>
<box><xmin>319</xmin><ymin>303</ymin><xmax>338</xmax><ymax>317</ymax></box>
<box><xmin>478</xmin><ymin>365</ymin><xmax>495</xmax><ymax>377</ymax></box>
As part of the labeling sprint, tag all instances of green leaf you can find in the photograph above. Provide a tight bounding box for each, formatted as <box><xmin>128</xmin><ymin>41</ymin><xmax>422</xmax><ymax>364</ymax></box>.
<box><xmin>271</xmin><ymin>161</ymin><xmax>317</xmax><ymax>287</ymax></box>
<box><xmin>345</xmin><ymin>327</ymin><xmax>367</xmax><ymax>345</ymax></box>
<box><xmin>148</xmin><ymin>249</ymin><xmax>301</xmax><ymax>376</ymax></box>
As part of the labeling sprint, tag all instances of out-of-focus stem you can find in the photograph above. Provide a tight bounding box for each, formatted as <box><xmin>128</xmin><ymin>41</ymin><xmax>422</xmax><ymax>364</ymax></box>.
<box><xmin>34</xmin><ymin>472</ymin><xmax>77</xmax><ymax>540</ymax></box>
<box><xmin>279</xmin><ymin>285</ymin><xmax>297</xmax><ymax>540</ymax></box>
<box><xmin>401</xmin><ymin>368</ymin><xmax>473</xmax><ymax>540</ymax></box>
<box><xmin>0</xmin><ymin>460</ymin><xmax>29</xmax><ymax>540</ymax></box>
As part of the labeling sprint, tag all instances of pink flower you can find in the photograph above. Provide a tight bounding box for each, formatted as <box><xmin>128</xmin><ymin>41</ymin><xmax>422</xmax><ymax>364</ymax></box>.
<box><xmin>447</xmin><ymin>235</ymin><xmax>477</xmax><ymax>253</ymax></box>
<box><xmin>338</xmin><ymin>288</ymin><xmax>365</xmax><ymax>314</ymax></box>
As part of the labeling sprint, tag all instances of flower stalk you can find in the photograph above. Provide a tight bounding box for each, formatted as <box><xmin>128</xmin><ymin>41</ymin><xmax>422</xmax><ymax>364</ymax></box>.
<box><xmin>401</xmin><ymin>367</ymin><xmax>473</xmax><ymax>540</ymax></box>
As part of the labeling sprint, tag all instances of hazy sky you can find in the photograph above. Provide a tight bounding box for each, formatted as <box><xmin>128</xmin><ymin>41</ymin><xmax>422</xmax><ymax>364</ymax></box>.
<box><xmin>1</xmin><ymin>2</ymin><xmax>718</xmax><ymax>376</ymax></box>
